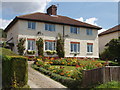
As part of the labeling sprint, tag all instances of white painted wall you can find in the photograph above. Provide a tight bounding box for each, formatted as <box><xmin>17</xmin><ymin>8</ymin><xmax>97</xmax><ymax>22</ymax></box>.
<box><xmin>7</xmin><ymin>19</ymin><xmax>99</xmax><ymax>58</ymax></box>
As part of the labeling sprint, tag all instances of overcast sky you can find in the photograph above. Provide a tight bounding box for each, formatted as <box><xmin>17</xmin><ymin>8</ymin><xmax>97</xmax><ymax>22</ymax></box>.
<box><xmin>0</xmin><ymin>0</ymin><xmax>119</xmax><ymax>34</ymax></box>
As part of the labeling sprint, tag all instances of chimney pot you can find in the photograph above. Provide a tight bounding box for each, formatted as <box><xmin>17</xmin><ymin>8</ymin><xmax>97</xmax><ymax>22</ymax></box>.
<box><xmin>47</xmin><ymin>5</ymin><xmax>57</xmax><ymax>15</ymax></box>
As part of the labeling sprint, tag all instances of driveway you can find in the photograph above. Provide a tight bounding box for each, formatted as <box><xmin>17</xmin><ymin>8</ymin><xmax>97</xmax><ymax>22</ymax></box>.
<box><xmin>28</xmin><ymin>61</ymin><xmax>67</xmax><ymax>88</ymax></box>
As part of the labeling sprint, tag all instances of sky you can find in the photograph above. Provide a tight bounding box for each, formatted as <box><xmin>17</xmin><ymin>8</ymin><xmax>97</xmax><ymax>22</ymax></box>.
<box><xmin>0</xmin><ymin>0</ymin><xmax>119</xmax><ymax>34</ymax></box>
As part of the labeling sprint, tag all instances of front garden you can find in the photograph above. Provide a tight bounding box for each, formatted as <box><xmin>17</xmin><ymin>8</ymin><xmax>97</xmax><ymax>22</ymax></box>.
<box><xmin>32</xmin><ymin>56</ymin><xmax>108</xmax><ymax>88</ymax></box>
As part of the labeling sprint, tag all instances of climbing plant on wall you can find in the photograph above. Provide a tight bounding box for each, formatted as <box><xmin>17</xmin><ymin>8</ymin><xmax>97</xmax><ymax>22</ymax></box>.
<box><xmin>56</xmin><ymin>33</ymin><xmax>65</xmax><ymax>58</ymax></box>
<box><xmin>17</xmin><ymin>38</ymin><xmax>26</xmax><ymax>55</ymax></box>
<box><xmin>36</xmin><ymin>38</ymin><xmax>44</xmax><ymax>56</ymax></box>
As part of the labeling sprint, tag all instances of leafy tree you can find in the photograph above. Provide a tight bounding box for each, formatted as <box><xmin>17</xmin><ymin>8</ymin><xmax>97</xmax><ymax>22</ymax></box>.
<box><xmin>56</xmin><ymin>33</ymin><xmax>65</xmax><ymax>58</ymax></box>
<box><xmin>36</xmin><ymin>38</ymin><xmax>44</xmax><ymax>56</ymax></box>
<box><xmin>17</xmin><ymin>38</ymin><xmax>25</xmax><ymax>55</ymax></box>
<box><xmin>100</xmin><ymin>38</ymin><xmax>120</xmax><ymax>64</ymax></box>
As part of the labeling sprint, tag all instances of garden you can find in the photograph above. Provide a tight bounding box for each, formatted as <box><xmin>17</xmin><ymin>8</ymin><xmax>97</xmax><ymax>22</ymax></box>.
<box><xmin>32</xmin><ymin>56</ymin><xmax>108</xmax><ymax>88</ymax></box>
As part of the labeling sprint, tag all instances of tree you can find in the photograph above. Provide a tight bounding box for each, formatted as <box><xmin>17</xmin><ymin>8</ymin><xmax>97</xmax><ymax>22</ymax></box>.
<box><xmin>17</xmin><ymin>38</ymin><xmax>25</xmax><ymax>55</ymax></box>
<box><xmin>100</xmin><ymin>38</ymin><xmax>120</xmax><ymax>63</ymax></box>
<box><xmin>36</xmin><ymin>38</ymin><xmax>44</xmax><ymax>56</ymax></box>
<box><xmin>56</xmin><ymin>33</ymin><xmax>65</xmax><ymax>58</ymax></box>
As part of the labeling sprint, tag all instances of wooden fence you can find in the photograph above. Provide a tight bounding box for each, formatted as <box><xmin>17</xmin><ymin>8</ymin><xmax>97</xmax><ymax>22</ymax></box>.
<box><xmin>81</xmin><ymin>66</ymin><xmax>120</xmax><ymax>87</ymax></box>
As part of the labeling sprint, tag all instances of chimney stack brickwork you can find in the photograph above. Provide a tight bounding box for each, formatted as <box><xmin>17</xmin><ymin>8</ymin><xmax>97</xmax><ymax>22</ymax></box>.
<box><xmin>47</xmin><ymin>5</ymin><xmax>57</xmax><ymax>15</ymax></box>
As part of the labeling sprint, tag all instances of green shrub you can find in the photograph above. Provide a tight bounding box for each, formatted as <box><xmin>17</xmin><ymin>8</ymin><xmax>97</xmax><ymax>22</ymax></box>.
<box><xmin>2</xmin><ymin>55</ymin><xmax>28</xmax><ymax>89</ymax></box>
<box><xmin>17</xmin><ymin>38</ymin><xmax>26</xmax><ymax>55</ymax></box>
<box><xmin>36</xmin><ymin>38</ymin><xmax>44</xmax><ymax>56</ymax></box>
<box><xmin>0</xmin><ymin>48</ymin><xmax>19</xmax><ymax>56</ymax></box>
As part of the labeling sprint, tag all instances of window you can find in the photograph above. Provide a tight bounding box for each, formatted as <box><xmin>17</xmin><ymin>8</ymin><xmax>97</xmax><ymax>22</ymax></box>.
<box><xmin>27</xmin><ymin>40</ymin><xmax>35</xmax><ymax>50</ymax></box>
<box><xmin>70</xmin><ymin>42</ymin><xmax>80</xmax><ymax>53</ymax></box>
<box><xmin>86</xmin><ymin>29</ymin><xmax>93</xmax><ymax>35</ymax></box>
<box><xmin>70</xmin><ymin>26</ymin><xmax>80</xmax><ymax>34</ymax></box>
<box><xmin>28</xmin><ymin>21</ymin><xmax>36</xmax><ymax>29</ymax></box>
<box><xmin>45</xmin><ymin>41</ymin><xmax>56</xmax><ymax>50</ymax></box>
<box><xmin>45</xmin><ymin>24</ymin><xmax>55</xmax><ymax>31</ymax></box>
<box><xmin>87</xmin><ymin>43</ymin><xmax>93</xmax><ymax>53</ymax></box>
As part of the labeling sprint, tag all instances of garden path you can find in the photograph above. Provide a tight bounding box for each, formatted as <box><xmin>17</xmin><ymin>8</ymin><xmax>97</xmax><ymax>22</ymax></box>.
<box><xmin>28</xmin><ymin>61</ymin><xmax>67</xmax><ymax>89</ymax></box>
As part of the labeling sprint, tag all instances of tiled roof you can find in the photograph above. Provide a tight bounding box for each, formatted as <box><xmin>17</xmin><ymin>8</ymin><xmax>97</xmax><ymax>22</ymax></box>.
<box><xmin>99</xmin><ymin>24</ymin><xmax>120</xmax><ymax>36</ymax></box>
<box><xmin>5</xmin><ymin>12</ymin><xmax>102</xmax><ymax>32</ymax></box>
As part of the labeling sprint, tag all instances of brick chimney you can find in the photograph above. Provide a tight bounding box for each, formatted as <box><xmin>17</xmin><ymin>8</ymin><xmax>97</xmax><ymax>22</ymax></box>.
<box><xmin>47</xmin><ymin>5</ymin><xmax>57</xmax><ymax>15</ymax></box>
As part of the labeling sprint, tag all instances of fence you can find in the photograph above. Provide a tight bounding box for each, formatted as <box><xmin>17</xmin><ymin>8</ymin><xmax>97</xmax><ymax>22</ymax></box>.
<box><xmin>81</xmin><ymin>66</ymin><xmax>120</xmax><ymax>87</ymax></box>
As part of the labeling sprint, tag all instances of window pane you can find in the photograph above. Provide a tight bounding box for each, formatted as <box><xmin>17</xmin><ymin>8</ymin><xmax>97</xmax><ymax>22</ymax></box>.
<box><xmin>28</xmin><ymin>22</ymin><xmax>31</xmax><ymax>28</ymax></box>
<box><xmin>77</xmin><ymin>28</ymin><xmax>80</xmax><ymax>34</ymax></box>
<box><xmin>74</xmin><ymin>44</ymin><xmax>77</xmax><ymax>52</ymax></box>
<box><xmin>71</xmin><ymin>43</ymin><xmax>73</xmax><ymax>52</ymax></box>
<box><xmin>28</xmin><ymin>40</ymin><xmax>30</xmax><ymax>50</ymax></box>
<box><xmin>87</xmin><ymin>45</ymin><xmax>89</xmax><ymax>52</ymax></box>
<box><xmin>78</xmin><ymin>44</ymin><xmax>80</xmax><ymax>52</ymax></box>
<box><xmin>45</xmin><ymin>42</ymin><xmax>48</xmax><ymax>50</ymax></box>
<box><xmin>32</xmin><ymin>22</ymin><xmax>36</xmax><ymax>29</ymax></box>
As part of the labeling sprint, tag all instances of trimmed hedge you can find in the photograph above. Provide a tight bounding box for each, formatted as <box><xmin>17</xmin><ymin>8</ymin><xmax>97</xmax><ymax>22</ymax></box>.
<box><xmin>32</xmin><ymin>64</ymin><xmax>81</xmax><ymax>88</ymax></box>
<box><xmin>2</xmin><ymin>55</ymin><xmax>28</xmax><ymax>89</ymax></box>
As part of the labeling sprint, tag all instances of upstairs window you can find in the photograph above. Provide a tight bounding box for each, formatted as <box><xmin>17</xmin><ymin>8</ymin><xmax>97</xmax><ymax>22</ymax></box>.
<box><xmin>45</xmin><ymin>40</ymin><xmax>56</xmax><ymax>50</ymax></box>
<box><xmin>86</xmin><ymin>29</ymin><xmax>93</xmax><ymax>35</ymax></box>
<box><xmin>87</xmin><ymin>43</ymin><xmax>93</xmax><ymax>53</ymax></box>
<box><xmin>70</xmin><ymin>42</ymin><xmax>80</xmax><ymax>53</ymax></box>
<box><xmin>45</xmin><ymin>24</ymin><xmax>55</xmax><ymax>31</ymax></box>
<box><xmin>28</xmin><ymin>21</ymin><xmax>36</xmax><ymax>29</ymax></box>
<box><xmin>70</xmin><ymin>26</ymin><xmax>80</xmax><ymax>34</ymax></box>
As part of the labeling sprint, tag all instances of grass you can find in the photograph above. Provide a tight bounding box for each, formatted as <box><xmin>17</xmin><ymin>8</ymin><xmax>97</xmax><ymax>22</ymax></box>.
<box><xmin>95</xmin><ymin>81</ymin><xmax>120</xmax><ymax>88</ymax></box>
<box><xmin>0</xmin><ymin>48</ymin><xmax>19</xmax><ymax>56</ymax></box>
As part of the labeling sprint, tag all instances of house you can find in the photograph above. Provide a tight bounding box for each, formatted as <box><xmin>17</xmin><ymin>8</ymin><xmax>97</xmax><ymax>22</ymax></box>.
<box><xmin>99</xmin><ymin>24</ymin><xmax>120</xmax><ymax>54</ymax></box>
<box><xmin>4</xmin><ymin>5</ymin><xmax>102</xmax><ymax>58</ymax></box>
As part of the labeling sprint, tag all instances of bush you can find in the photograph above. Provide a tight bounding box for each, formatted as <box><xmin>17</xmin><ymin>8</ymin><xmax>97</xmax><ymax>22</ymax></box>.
<box><xmin>2</xmin><ymin>55</ymin><xmax>28</xmax><ymax>89</ymax></box>
<box><xmin>0</xmin><ymin>48</ymin><xmax>19</xmax><ymax>56</ymax></box>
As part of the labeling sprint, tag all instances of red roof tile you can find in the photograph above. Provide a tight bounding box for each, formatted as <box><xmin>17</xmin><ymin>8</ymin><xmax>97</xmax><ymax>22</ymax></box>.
<box><xmin>99</xmin><ymin>24</ymin><xmax>120</xmax><ymax>36</ymax></box>
<box><xmin>5</xmin><ymin>12</ymin><xmax>102</xmax><ymax>32</ymax></box>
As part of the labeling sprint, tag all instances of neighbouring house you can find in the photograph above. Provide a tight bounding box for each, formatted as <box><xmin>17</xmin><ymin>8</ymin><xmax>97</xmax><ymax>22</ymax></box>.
<box><xmin>4</xmin><ymin>5</ymin><xmax>102</xmax><ymax>58</ymax></box>
<box><xmin>99</xmin><ymin>24</ymin><xmax>120</xmax><ymax>54</ymax></box>
<box><xmin>0</xmin><ymin>29</ymin><xmax>7</xmax><ymax>47</ymax></box>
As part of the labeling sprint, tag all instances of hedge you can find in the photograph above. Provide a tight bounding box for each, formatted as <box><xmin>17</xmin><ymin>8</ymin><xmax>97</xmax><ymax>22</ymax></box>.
<box><xmin>32</xmin><ymin>64</ymin><xmax>81</xmax><ymax>88</ymax></box>
<box><xmin>2</xmin><ymin>55</ymin><xmax>28</xmax><ymax>89</ymax></box>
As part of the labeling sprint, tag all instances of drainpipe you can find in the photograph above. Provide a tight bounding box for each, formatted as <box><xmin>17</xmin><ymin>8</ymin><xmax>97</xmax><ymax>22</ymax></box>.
<box><xmin>63</xmin><ymin>25</ymin><xmax>65</xmax><ymax>40</ymax></box>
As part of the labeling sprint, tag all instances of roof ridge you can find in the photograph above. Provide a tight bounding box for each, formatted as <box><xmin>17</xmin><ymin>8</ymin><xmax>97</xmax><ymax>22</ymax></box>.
<box><xmin>17</xmin><ymin>12</ymin><xmax>45</xmax><ymax>17</ymax></box>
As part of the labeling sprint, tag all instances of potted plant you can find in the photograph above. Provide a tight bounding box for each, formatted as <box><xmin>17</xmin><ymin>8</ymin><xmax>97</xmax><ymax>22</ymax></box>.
<box><xmin>45</xmin><ymin>50</ymin><xmax>57</xmax><ymax>55</ymax></box>
<box><xmin>27</xmin><ymin>50</ymin><xmax>35</xmax><ymax>55</ymax></box>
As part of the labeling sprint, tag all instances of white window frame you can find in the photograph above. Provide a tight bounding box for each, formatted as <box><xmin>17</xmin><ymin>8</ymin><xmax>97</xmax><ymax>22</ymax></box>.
<box><xmin>70</xmin><ymin>43</ymin><xmax>80</xmax><ymax>53</ymax></box>
<box><xmin>70</xmin><ymin>26</ymin><xmax>80</xmax><ymax>34</ymax></box>
<box><xmin>28</xmin><ymin>21</ymin><xmax>36</xmax><ymax>30</ymax></box>
<box><xmin>45</xmin><ymin>23</ymin><xmax>55</xmax><ymax>31</ymax></box>
<box><xmin>27</xmin><ymin>40</ymin><xmax>35</xmax><ymax>50</ymax></box>
<box><xmin>87</xmin><ymin>44</ymin><xmax>93</xmax><ymax>53</ymax></box>
<box><xmin>45</xmin><ymin>41</ymin><xmax>56</xmax><ymax>51</ymax></box>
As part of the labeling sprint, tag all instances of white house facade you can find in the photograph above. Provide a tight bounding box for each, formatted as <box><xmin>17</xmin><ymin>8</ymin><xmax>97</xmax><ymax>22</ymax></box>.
<box><xmin>5</xmin><ymin>5</ymin><xmax>102</xmax><ymax>58</ymax></box>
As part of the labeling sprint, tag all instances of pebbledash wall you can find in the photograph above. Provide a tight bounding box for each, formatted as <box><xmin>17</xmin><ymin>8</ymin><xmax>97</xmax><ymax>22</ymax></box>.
<box><xmin>99</xmin><ymin>31</ymin><xmax>120</xmax><ymax>54</ymax></box>
<box><xmin>6</xmin><ymin>19</ymin><xmax>99</xmax><ymax>58</ymax></box>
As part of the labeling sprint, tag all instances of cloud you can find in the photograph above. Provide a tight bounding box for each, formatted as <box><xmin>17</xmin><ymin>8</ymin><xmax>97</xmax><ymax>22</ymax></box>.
<box><xmin>76</xmin><ymin>17</ymin><xmax>84</xmax><ymax>22</ymax></box>
<box><xmin>85</xmin><ymin>18</ymin><xmax>98</xmax><ymax>26</ymax></box>
<box><xmin>98</xmin><ymin>28</ymin><xmax>107</xmax><ymax>34</ymax></box>
<box><xmin>76</xmin><ymin>17</ymin><xmax>108</xmax><ymax>34</ymax></box>
<box><xmin>76</xmin><ymin>17</ymin><xmax>99</xmax><ymax>26</ymax></box>
<box><xmin>0</xmin><ymin>18</ymin><xmax>13</xmax><ymax>29</ymax></box>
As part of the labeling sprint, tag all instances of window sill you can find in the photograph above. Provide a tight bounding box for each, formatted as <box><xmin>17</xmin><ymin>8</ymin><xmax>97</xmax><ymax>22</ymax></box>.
<box><xmin>87</xmin><ymin>52</ymin><xmax>93</xmax><ymax>55</ymax></box>
<box><xmin>28</xmin><ymin>28</ymin><xmax>36</xmax><ymax>30</ymax></box>
<box><xmin>70</xmin><ymin>52</ymin><xmax>80</xmax><ymax>54</ymax></box>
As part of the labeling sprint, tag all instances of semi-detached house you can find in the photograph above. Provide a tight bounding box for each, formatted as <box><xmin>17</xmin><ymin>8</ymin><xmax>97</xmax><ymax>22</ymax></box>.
<box><xmin>5</xmin><ymin>5</ymin><xmax>102</xmax><ymax>58</ymax></box>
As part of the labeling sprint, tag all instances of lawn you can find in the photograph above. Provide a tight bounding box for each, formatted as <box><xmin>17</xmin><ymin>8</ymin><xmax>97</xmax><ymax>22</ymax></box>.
<box><xmin>95</xmin><ymin>81</ymin><xmax>120</xmax><ymax>88</ymax></box>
